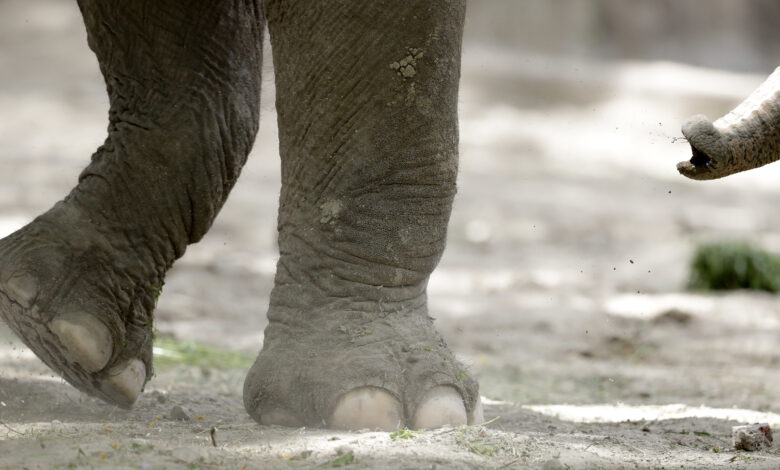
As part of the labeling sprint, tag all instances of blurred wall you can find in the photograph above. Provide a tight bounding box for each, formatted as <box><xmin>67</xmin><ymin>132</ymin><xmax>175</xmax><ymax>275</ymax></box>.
<box><xmin>465</xmin><ymin>0</ymin><xmax>780</xmax><ymax>73</ymax></box>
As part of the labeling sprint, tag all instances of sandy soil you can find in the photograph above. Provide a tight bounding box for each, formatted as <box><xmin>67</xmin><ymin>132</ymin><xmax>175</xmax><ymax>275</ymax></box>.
<box><xmin>1</xmin><ymin>1</ymin><xmax>779</xmax><ymax>468</ymax></box>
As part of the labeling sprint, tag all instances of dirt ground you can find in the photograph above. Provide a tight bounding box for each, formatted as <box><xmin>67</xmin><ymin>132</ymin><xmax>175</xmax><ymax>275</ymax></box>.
<box><xmin>1</xmin><ymin>1</ymin><xmax>779</xmax><ymax>469</ymax></box>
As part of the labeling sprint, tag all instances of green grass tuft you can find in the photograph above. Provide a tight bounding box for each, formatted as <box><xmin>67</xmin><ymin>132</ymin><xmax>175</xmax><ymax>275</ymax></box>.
<box><xmin>152</xmin><ymin>335</ymin><xmax>253</xmax><ymax>370</ymax></box>
<box><xmin>313</xmin><ymin>452</ymin><xmax>355</xmax><ymax>468</ymax></box>
<box><xmin>389</xmin><ymin>429</ymin><xmax>417</xmax><ymax>441</ymax></box>
<box><xmin>687</xmin><ymin>242</ymin><xmax>780</xmax><ymax>293</ymax></box>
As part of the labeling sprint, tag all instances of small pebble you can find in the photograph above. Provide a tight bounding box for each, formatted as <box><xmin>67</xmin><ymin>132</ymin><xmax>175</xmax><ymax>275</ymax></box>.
<box><xmin>541</xmin><ymin>458</ymin><xmax>565</xmax><ymax>470</ymax></box>
<box><xmin>290</xmin><ymin>450</ymin><xmax>312</xmax><ymax>460</ymax></box>
<box><xmin>335</xmin><ymin>445</ymin><xmax>352</xmax><ymax>456</ymax></box>
<box><xmin>170</xmin><ymin>405</ymin><xmax>191</xmax><ymax>421</ymax></box>
<box><xmin>732</xmin><ymin>423</ymin><xmax>773</xmax><ymax>451</ymax></box>
<box><xmin>151</xmin><ymin>391</ymin><xmax>168</xmax><ymax>404</ymax></box>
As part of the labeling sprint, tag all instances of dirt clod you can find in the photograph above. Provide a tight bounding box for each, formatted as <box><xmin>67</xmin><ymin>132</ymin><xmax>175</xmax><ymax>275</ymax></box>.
<box><xmin>335</xmin><ymin>445</ymin><xmax>353</xmax><ymax>456</ymax></box>
<box><xmin>541</xmin><ymin>458</ymin><xmax>565</xmax><ymax>470</ymax></box>
<box><xmin>732</xmin><ymin>423</ymin><xmax>773</xmax><ymax>451</ymax></box>
<box><xmin>290</xmin><ymin>449</ymin><xmax>312</xmax><ymax>460</ymax></box>
<box><xmin>652</xmin><ymin>309</ymin><xmax>693</xmax><ymax>325</ymax></box>
<box><xmin>170</xmin><ymin>405</ymin><xmax>191</xmax><ymax>421</ymax></box>
<box><xmin>152</xmin><ymin>390</ymin><xmax>168</xmax><ymax>404</ymax></box>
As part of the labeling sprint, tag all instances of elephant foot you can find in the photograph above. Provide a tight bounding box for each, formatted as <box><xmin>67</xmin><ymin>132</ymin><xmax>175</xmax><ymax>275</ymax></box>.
<box><xmin>0</xmin><ymin>201</ymin><xmax>161</xmax><ymax>408</ymax></box>
<box><xmin>243</xmin><ymin>303</ymin><xmax>482</xmax><ymax>430</ymax></box>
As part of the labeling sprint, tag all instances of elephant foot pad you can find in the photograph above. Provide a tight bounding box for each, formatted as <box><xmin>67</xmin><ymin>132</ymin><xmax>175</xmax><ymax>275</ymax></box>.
<box><xmin>242</xmin><ymin>307</ymin><xmax>483</xmax><ymax>430</ymax></box>
<box><xmin>0</xmin><ymin>204</ymin><xmax>159</xmax><ymax>408</ymax></box>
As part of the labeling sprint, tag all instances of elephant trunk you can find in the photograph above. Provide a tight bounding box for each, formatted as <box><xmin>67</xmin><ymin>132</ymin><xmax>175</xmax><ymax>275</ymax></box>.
<box><xmin>677</xmin><ymin>66</ymin><xmax>780</xmax><ymax>180</ymax></box>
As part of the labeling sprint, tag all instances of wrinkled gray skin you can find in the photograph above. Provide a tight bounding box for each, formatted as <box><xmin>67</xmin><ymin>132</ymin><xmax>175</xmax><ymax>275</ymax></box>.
<box><xmin>0</xmin><ymin>0</ymin><xmax>480</xmax><ymax>429</ymax></box>
<box><xmin>678</xmin><ymin>67</ymin><xmax>780</xmax><ymax>180</ymax></box>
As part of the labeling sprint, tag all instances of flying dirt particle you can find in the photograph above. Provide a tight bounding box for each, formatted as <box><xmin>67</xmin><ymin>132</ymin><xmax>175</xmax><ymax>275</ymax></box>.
<box><xmin>629</xmin><ymin>259</ymin><xmax>634</xmax><ymax>264</ymax></box>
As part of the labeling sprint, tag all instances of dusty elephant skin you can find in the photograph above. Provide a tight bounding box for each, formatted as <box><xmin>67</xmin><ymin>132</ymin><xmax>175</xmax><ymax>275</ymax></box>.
<box><xmin>678</xmin><ymin>66</ymin><xmax>780</xmax><ymax>180</ymax></box>
<box><xmin>0</xmin><ymin>0</ymin><xmax>480</xmax><ymax>429</ymax></box>
<box><xmin>244</xmin><ymin>0</ymin><xmax>480</xmax><ymax>429</ymax></box>
<box><xmin>0</xmin><ymin>0</ymin><xmax>263</xmax><ymax>407</ymax></box>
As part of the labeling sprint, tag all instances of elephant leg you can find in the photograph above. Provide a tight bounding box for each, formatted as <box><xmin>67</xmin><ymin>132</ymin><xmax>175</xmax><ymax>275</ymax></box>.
<box><xmin>677</xmin><ymin>67</ymin><xmax>780</xmax><ymax>180</ymax></box>
<box><xmin>0</xmin><ymin>1</ymin><xmax>263</xmax><ymax>407</ymax></box>
<box><xmin>243</xmin><ymin>0</ymin><xmax>482</xmax><ymax>430</ymax></box>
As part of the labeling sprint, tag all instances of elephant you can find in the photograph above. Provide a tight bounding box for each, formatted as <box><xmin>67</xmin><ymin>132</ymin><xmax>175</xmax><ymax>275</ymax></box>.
<box><xmin>0</xmin><ymin>0</ymin><xmax>483</xmax><ymax>430</ymax></box>
<box><xmin>677</xmin><ymin>67</ymin><xmax>779</xmax><ymax>180</ymax></box>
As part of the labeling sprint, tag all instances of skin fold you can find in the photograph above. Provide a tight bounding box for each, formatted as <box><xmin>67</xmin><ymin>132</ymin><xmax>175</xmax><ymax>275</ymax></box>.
<box><xmin>0</xmin><ymin>0</ymin><xmax>480</xmax><ymax>429</ymax></box>
<box><xmin>678</xmin><ymin>66</ymin><xmax>780</xmax><ymax>180</ymax></box>
<box><xmin>242</xmin><ymin>0</ymin><xmax>480</xmax><ymax>429</ymax></box>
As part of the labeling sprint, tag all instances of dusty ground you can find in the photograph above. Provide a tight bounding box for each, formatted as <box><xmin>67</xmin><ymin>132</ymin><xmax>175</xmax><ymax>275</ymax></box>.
<box><xmin>1</xmin><ymin>1</ymin><xmax>779</xmax><ymax>468</ymax></box>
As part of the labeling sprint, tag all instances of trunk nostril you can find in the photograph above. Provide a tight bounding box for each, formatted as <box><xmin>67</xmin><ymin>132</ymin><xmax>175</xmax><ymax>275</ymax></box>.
<box><xmin>689</xmin><ymin>145</ymin><xmax>712</xmax><ymax>168</ymax></box>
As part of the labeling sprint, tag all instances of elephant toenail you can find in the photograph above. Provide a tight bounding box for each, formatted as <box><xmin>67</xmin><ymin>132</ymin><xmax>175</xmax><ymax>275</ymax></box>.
<box><xmin>50</xmin><ymin>313</ymin><xmax>112</xmax><ymax>373</ymax></box>
<box><xmin>101</xmin><ymin>359</ymin><xmax>145</xmax><ymax>408</ymax></box>
<box><xmin>412</xmin><ymin>386</ymin><xmax>467</xmax><ymax>429</ymax></box>
<box><xmin>5</xmin><ymin>274</ymin><xmax>38</xmax><ymax>308</ymax></box>
<box><xmin>331</xmin><ymin>387</ymin><xmax>403</xmax><ymax>431</ymax></box>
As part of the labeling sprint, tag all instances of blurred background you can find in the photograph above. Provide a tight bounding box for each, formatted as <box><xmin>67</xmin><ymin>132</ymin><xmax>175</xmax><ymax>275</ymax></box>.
<box><xmin>0</xmin><ymin>0</ymin><xmax>779</xmax><ymax>441</ymax></box>
<box><xmin>467</xmin><ymin>0</ymin><xmax>780</xmax><ymax>72</ymax></box>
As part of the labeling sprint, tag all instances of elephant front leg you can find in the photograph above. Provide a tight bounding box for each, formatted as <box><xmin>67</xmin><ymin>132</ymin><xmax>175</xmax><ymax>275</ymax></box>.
<box><xmin>677</xmin><ymin>67</ymin><xmax>780</xmax><ymax>180</ymax></box>
<box><xmin>242</xmin><ymin>0</ymin><xmax>482</xmax><ymax>430</ymax></box>
<box><xmin>0</xmin><ymin>0</ymin><xmax>263</xmax><ymax>407</ymax></box>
